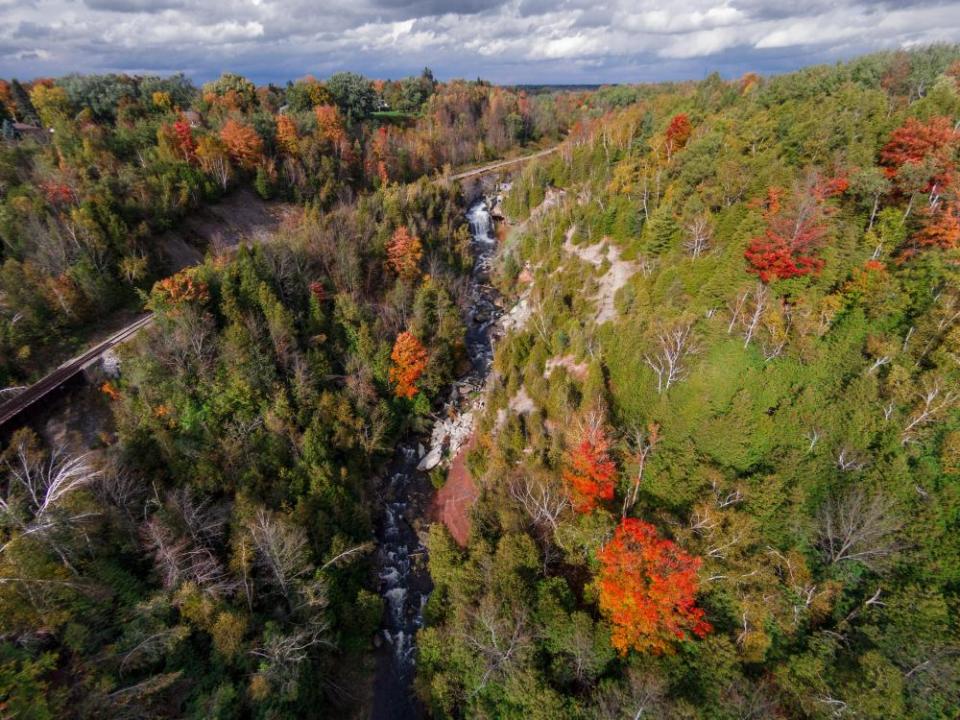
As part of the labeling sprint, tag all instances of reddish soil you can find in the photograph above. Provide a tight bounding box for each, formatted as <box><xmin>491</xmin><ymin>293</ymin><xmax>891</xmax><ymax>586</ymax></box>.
<box><xmin>432</xmin><ymin>437</ymin><xmax>479</xmax><ymax>546</ymax></box>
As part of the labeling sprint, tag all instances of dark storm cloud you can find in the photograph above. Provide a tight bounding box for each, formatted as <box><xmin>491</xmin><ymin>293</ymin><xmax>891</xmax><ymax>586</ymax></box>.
<box><xmin>0</xmin><ymin>0</ymin><xmax>959</xmax><ymax>84</ymax></box>
<box><xmin>14</xmin><ymin>21</ymin><xmax>53</xmax><ymax>39</ymax></box>
<box><xmin>367</xmin><ymin>0</ymin><xmax>508</xmax><ymax>15</ymax></box>
<box><xmin>83</xmin><ymin>0</ymin><xmax>185</xmax><ymax>12</ymax></box>
<box><xmin>731</xmin><ymin>0</ymin><xmax>950</xmax><ymax>20</ymax></box>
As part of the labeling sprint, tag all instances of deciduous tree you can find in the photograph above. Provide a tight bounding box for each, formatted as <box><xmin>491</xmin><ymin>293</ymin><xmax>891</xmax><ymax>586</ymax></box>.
<box><xmin>745</xmin><ymin>188</ymin><xmax>828</xmax><ymax>282</ymax></box>
<box><xmin>881</xmin><ymin>116</ymin><xmax>959</xmax><ymax>194</ymax></box>
<box><xmin>219</xmin><ymin>119</ymin><xmax>263</xmax><ymax>170</ymax></box>
<box><xmin>196</xmin><ymin>135</ymin><xmax>232</xmax><ymax>190</ymax></box>
<box><xmin>562</xmin><ymin>416</ymin><xmax>617</xmax><ymax>513</ymax></box>
<box><xmin>389</xmin><ymin>330</ymin><xmax>428</xmax><ymax>399</ymax></box>
<box><xmin>663</xmin><ymin>113</ymin><xmax>692</xmax><ymax>160</ymax></box>
<box><xmin>597</xmin><ymin>518</ymin><xmax>711</xmax><ymax>654</ymax></box>
<box><xmin>386</xmin><ymin>225</ymin><xmax>423</xmax><ymax>279</ymax></box>
<box><xmin>275</xmin><ymin>114</ymin><xmax>299</xmax><ymax>155</ymax></box>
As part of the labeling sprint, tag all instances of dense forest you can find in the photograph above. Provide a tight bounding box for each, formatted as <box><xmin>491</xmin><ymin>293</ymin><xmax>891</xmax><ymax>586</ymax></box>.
<box><xmin>2</xmin><ymin>45</ymin><xmax>960</xmax><ymax>719</ymax></box>
<box><xmin>0</xmin><ymin>69</ymin><xmax>593</xmax><ymax>388</ymax></box>
<box><xmin>419</xmin><ymin>46</ymin><xmax>960</xmax><ymax>718</ymax></box>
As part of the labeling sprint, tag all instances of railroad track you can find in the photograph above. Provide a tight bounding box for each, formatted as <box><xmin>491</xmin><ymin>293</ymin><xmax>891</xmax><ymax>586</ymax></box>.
<box><xmin>0</xmin><ymin>145</ymin><xmax>561</xmax><ymax>431</ymax></box>
<box><xmin>0</xmin><ymin>313</ymin><xmax>154</xmax><ymax>428</ymax></box>
<box><xmin>446</xmin><ymin>146</ymin><xmax>558</xmax><ymax>182</ymax></box>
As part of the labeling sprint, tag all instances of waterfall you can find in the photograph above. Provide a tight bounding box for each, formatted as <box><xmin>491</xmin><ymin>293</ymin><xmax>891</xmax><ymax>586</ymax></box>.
<box><xmin>371</xmin><ymin>194</ymin><xmax>505</xmax><ymax>719</ymax></box>
<box><xmin>467</xmin><ymin>201</ymin><xmax>494</xmax><ymax>244</ymax></box>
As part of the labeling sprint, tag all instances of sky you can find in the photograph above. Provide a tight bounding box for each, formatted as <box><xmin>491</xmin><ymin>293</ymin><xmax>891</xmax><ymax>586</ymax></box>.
<box><xmin>1</xmin><ymin>0</ymin><xmax>960</xmax><ymax>85</ymax></box>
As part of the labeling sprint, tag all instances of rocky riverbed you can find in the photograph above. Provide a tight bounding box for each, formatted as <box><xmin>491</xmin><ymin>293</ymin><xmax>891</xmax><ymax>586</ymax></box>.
<box><xmin>370</xmin><ymin>193</ymin><xmax>506</xmax><ymax>719</ymax></box>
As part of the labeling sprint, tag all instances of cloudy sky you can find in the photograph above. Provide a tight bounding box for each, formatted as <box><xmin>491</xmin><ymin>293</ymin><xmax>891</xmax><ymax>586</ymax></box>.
<box><xmin>1</xmin><ymin>0</ymin><xmax>959</xmax><ymax>84</ymax></box>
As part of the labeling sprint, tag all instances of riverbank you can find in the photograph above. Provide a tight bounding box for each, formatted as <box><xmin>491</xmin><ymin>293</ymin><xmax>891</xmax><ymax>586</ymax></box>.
<box><xmin>370</xmin><ymin>194</ymin><xmax>506</xmax><ymax>719</ymax></box>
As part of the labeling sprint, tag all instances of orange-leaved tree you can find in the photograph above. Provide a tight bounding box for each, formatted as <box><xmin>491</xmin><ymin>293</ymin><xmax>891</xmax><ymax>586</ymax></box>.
<box><xmin>389</xmin><ymin>331</ymin><xmax>428</xmax><ymax>399</ymax></box>
<box><xmin>562</xmin><ymin>418</ymin><xmax>617</xmax><ymax>513</ymax></box>
<box><xmin>276</xmin><ymin>114</ymin><xmax>299</xmax><ymax>155</ymax></box>
<box><xmin>915</xmin><ymin>185</ymin><xmax>960</xmax><ymax>250</ymax></box>
<box><xmin>149</xmin><ymin>270</ymin><xmax>210</xmax><ymax>313</ymax></box>
<box><xmin>598</xmin><ymin>518</ymin><xmax>711</xmax><ymax>655</ymax></box>
<box><xmin>387</xmin><ymin>226</ymin><xmax>423</xmax><ymax>279</ymax></box>
<box><xmin>315</xmin><ymin>104</ymin><xmax>347</xmax><ymax>152</ymax></box>
<box><xmin>219</xmin><ymin>119</ymin><xmax>263</xmax><ymax>170</ymax></box>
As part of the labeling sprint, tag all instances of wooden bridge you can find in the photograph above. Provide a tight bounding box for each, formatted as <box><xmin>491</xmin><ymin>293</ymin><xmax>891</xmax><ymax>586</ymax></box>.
<box><xmin>0</xmin><ymin>146</ymin><xmax>558</xmax><ymax>431</ymax></box>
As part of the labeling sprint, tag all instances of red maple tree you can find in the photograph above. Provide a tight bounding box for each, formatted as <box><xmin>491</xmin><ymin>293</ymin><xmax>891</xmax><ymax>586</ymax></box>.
<box><xmin>562</xmin><ymin>421</ymin><xmax>617</xmax><ymax>513</ymax></box>
<box><xmin>40</xmin><ymin>181</ymin><xmax>74</xmax><ymax>206</ymax></box>
<box><xmin>389</xmin><ymin>331</ymin><xmax>429</xmax><ymax>399</ymax></box>
<box><xmin>598</xmin><ymin>518</ymin><xmax>711</xmax><ymax>655</ymax></box>
<box><xmin>664</xmin><ymin>113</ymin><xmax>692</xmax><ymax>160</ymax></box>
<box><xmin>745</xmin><ymin>187</ymin><xmax>828</xmax><ymax>283</ymax></box>
<box><xmin>815</xmin><ymin>174</ymin><xmax>849</xmax><ymax>199</ymax></box>
<box><xmin>880</xmin><ymin>116</ymin><xmax>959</xmax><ymax>193</ymax></box>
<box><xmin>387</xmin><ymin>226</ymin><xmax>423</xmax><ymax>279</ymax></box>
<box><xmin>171</xmin><ymin>115</ymin><xmax>197</xmax><ymax>163</ymax></box>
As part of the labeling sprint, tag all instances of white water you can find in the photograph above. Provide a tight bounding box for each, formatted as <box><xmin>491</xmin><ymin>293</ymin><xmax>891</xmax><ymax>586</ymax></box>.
<box><xmin>372</xmin><ymin>194</ymin><xmax>506</xmax><ymax>719</ymax></box>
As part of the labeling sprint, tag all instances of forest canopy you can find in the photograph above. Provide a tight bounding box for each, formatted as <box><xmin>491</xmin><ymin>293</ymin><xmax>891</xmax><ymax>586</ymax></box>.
<box><xmin>3</xmin><ymin>45</ymin><xmax>960</xmax><ymax>719</ymax></box>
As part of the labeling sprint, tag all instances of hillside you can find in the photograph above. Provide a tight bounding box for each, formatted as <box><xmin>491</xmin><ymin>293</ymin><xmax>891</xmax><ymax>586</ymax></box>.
<box><xmin>1</xmin><ymin>46</ymin><xmax>960</xmax><ymax>720</ymax></box>
<box><xmin>419</xmin><ymin>47</ymin><xmax>960</xmax><ymax>719</ymax></box>
<box><xmin>0</xmin><ymin>71</ymin><xmax>591</xmax><ymax>387</ymax></box>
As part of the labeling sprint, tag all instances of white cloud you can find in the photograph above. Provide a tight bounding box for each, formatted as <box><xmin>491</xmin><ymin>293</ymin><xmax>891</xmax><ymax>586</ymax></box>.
<box><xmin>0</xmin><ymin>0</ymin><xmax>957</xmax><ymax>83</ymax></box>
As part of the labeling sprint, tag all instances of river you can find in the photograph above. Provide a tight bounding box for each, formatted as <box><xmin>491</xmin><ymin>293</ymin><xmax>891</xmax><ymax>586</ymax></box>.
<box><xmin>370</xmin><ymin>194</ymin><xmax>503</xmax><ymax>719</ymax></box>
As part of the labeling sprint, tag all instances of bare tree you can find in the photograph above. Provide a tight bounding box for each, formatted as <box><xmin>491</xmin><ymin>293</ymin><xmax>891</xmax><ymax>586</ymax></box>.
<box><xmin>102</xmin><ymin>671</ymin><xmax>184</xmax><ymax>720</ymax></box>
<box><xmin>591</xmin><ymin>667</ymin><xmax>667</xmax><ymax>719</ymax></box>
<box><xmin>866</xmin><ymin>355</ymin><xmax>891</xmax><ymax>374</ymax></box>
<box><xmin>720</xmin><ymin>677</ymin><xmax>782</xmax><ymax>720</ymax></box>
<box><xmin>835</xmin><ymin>446</ymin><xmax>868</xmax><ymax>472</ymax></box>
<box><xmin>167</xmin><ymin>486</ymin><xmax>227</xmax><ymax>547</ymax></box>
<box><xmin>818</xmin><ymin>487</ymin><xmax>902</xmax><ymax>569</ymax></box>
<box><xmin>728</xmin><ymin>289</ymin><xmax>751</xmax><ymax>334</ymax></box>
<box><xmin>150</xmin><ymin>306</ymin><xmax>218</xmax><ymax>380</ymax></box>
<box><xmin>622</xmin><ymin>422</ymin><xmax>660</xmax><ymax>516</ymax></box>
<box><xmin>1</xmin><ymin>436</ymin><xmax>101</xmax><ymax>570</ymax></box>
<box><xmin>901</xmin><ymin>379</ymin><xmax>959</xmax><ymax>445</ymax></box>
<box><xmin>741</xmin><ymin>283</ymin><xmax>769</xmax><ymax>348</ymax></box>
<box><xmin>644</xmin><ymin>319</ymin><xmax>698</xmax><ymax>394</ymax></box>
<box><xmin>683</xmin><ymin>215</ymin><xmax>712</xmax><ymax>258</ymax></box>
<box><xmin>461</xmin><ymin>598</ymin><xmax>531</xmax><ymax>693</ymax></box>
<box><xmin>95</xmin><ymin>461</ymin><xmax>145</xmax><ymax>526</ymax></box>
<box><xmin>141</xmin><ymin>517</ymin><xmax>190</xmax><ymax>590</ymax></box>
<box><xmin>250</xmin><ymin>622</ymin><xmax>331</xmax><ymax>698</ymax></box>
<box><xmin>140</xmin><ymin>490</ymin><xmax>235</xmax><ymax>598</ymax></box>
<box><xmin>249</xmin><ymin>510</ymin><xmax>323</xmax><ymax>614</ymax></box>
<box><xmin>510</xmin><ymin>475</ymin><xmax>569</xmax><ymax>531</ymax></box>
<box><xmin>201</xmin><ymin>151</ymin><xmax>231</xmax><ymax>192</ymax></box>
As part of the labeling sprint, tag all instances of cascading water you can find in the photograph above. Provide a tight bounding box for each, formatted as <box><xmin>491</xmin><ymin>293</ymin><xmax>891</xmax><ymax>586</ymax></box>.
<box><xmin>370</xmin><ymin>195</ymin><xmax>504</xmax><ymax>719</ymax></box>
